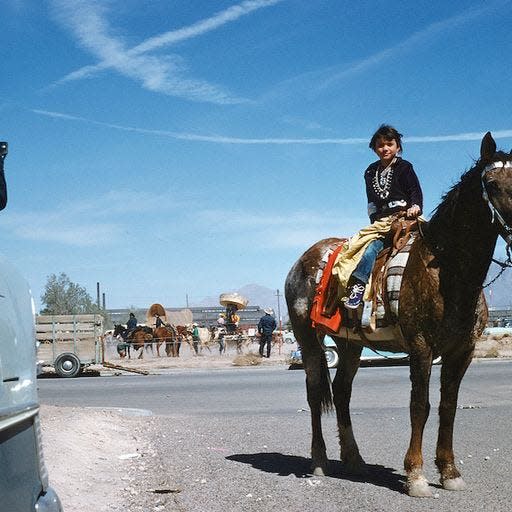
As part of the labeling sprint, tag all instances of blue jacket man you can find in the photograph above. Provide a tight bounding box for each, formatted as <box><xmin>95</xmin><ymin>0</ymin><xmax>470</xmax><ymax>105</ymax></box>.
<box><xmin>258</xmin><ymin>309</ymin><xmax>277</xmax><ymax>358</ymax></box>
<box><xmin>127</xmin><ymin>313</ymin><xmax>137</xmax><ymax>330</ymax></box>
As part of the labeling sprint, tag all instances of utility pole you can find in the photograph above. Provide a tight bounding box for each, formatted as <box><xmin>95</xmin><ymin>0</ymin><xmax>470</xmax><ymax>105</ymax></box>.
<box><xmin>96</xmin><ymin>282</ymin><xmax>100</xmax><ymax>309</ymax></box>
<box><xmin>275</xmin><ymin>289</ymin><xmax>283</xmax><ymax>354</ymax></box>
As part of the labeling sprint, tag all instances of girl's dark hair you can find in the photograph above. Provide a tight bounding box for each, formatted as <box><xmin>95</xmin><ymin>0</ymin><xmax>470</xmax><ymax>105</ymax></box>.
<box><xmin>369</xmin><ymin>124</ymin><xmax>403</xmax><ymax>151</ymax></box>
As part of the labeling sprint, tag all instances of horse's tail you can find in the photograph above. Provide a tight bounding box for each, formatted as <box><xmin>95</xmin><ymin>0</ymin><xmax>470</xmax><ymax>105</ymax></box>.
<box><xmin>300</xmin><ymin>336</ymin><xmax>334</xmax><ymax>414</ymax></box>
<box><xmin>319</xmin><ymin>349</ymin><xmax>334</xmax><ymax>413</ymax></box>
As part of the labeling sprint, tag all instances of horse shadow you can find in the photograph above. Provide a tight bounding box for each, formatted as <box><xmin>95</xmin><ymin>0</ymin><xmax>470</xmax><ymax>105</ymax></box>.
<box><xmin>226</xmin><ymin>452</ymin><xmax>407</xmax><ymax>493</ymax></box>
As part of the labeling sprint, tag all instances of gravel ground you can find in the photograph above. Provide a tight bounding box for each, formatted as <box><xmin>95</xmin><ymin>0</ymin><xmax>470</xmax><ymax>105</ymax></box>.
<box><xmin>39</xmin><ymin>336</ymin><xmax>511</xmax><ymax>511</ymax></box>
<box><xmin>40</xmin><ymin>344</ymin><xmax>294</xmax><ymax>511</ymax></box>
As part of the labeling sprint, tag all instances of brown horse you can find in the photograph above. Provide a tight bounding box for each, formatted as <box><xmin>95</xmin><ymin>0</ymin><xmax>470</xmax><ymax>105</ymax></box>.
<box><xmin>284</xmin><ymin>133</ymin><xmax>512</xmax><ymax>497</ymax></box>
<box><xmin>175</xmin><ymin>325</ymin><xmax>199</xmax><ymax>355</ymax></box>
<box><xmin>113</xmin><ymin>324</ymin><xmax>153</xmax><ymax>359</ymax></box>
<box><xmin>153</xmin><ymin>325</ymin><xmax>180</xmax><ymax>357</ymax></box>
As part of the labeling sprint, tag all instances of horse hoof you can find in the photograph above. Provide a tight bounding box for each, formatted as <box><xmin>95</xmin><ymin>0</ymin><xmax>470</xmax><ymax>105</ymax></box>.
<box><xmin>407</xmin><ymin>477</ymin><xmax>433</xmax><ymax>498</ymax></box>
<box><xmin>442</xmin><ymin>477</ymin><xmax>466</xmax><ymax>491</ymax></box>
<box><xmin>312</xmin><ymin>466</ymin><xmax>326</xmax><ymax>476</ymax></box>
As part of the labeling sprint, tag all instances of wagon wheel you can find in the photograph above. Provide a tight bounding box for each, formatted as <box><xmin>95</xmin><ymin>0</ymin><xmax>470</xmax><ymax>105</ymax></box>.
<box><xmin>54</xmin><ymin>353</ymin><xmax>82</xmax><ymax>378</ymax></box>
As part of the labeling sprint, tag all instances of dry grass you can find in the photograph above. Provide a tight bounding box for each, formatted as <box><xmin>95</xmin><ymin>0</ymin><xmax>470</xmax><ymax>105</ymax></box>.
<box><xmin>483</xmin><ymin>347</ymin><xmax>501</xmax><ymax>358</ymax></box>
<box><xmin>231</xmin><ymin>351</ymin><xmax>263</xmax><ymax>366</ymax></box>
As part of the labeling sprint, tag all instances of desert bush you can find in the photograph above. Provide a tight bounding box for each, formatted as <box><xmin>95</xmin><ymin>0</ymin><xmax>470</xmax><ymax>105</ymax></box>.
<box><xmin>483</xmin><ymin>347</ymin><xmax>500</xmax><ymax>358</ymax></box>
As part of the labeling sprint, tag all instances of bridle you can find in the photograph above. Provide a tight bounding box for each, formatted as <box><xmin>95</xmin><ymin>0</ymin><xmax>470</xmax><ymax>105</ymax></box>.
<box><xmin>481</xmin><ymin>160</ymin><xmax>512</xmax><ymax>287</ymax></box>
<box><xmin>481</xmin><ymin>160</ymin><xmax>512</xmax><ymax>245</ymax></box>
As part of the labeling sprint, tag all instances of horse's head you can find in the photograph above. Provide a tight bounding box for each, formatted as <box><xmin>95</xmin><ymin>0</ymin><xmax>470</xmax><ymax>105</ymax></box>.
<box><xmin>480</xmin><ymin>132</ymin><xmax>512</xmax><ymax>246</ymax></box>
<box><xmin>113</xmin><ymin>324</ymin><xmax>123</xmax><ymax>337</ymax></box>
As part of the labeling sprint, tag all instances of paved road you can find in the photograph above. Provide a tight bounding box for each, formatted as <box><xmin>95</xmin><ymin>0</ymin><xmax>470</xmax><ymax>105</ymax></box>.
<box><xmin>39</xmin><ymin>360</ymin><xmax>512</xmax><ymax>511</ymax></box>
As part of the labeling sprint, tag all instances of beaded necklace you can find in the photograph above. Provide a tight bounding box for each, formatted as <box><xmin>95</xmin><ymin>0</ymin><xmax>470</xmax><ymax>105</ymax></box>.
<box><xmin>372</xmin><ymin>157</ymin><xmax>397</xmax><ymax>199</ymax></box>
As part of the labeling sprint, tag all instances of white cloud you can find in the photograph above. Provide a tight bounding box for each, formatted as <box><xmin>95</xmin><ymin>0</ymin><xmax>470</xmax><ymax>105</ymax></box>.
<box><xmin>50</xmin><ymin>0</ymin><xmax>285</xmax><ymax>104</ymax></box>
<box><xmin>0</xmin><ymin>188</ymin><xmax>185</xmax><ymax>246</ymax></box>
<box><xmin>189</xmin><ymin>207</ymin><xmax>365</xmax><ymax>250</ymax></box>
<box><xmin>1</xmin><ymin>210</ymin><xmax>122</xmax><ymax>247</ymax></box>
<box><xmin>32</xmin><ymin>108</ymin><xmax>512</xmax><ymax>146</ymax></box>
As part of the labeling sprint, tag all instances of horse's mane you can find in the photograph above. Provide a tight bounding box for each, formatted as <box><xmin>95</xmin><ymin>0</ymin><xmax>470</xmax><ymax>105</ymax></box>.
<box><xmin>426</xmin><ymin>151</ymin><xmax>511</xmax><ymax>248</ymax></box>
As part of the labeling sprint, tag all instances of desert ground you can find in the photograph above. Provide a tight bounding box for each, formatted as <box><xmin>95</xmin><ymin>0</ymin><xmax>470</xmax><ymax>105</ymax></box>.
<box><xmin>40</xmin><ymin>334</ymin><xmax>512</xmax><ymax>511</ymax></box>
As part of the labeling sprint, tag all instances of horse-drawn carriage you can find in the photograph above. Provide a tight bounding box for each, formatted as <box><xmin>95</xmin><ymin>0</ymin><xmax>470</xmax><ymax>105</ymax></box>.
<box><xmin>217</xmin><ymin>292</ymin><xmax>251</xmax><ymax>353</ymax></box>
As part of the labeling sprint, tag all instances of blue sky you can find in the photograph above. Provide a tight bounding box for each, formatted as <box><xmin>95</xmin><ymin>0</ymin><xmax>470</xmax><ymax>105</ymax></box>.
<box><xmin>2</xmin><ymin>0</ymin><xmax>512</xmax><ymax>311</ymax></box>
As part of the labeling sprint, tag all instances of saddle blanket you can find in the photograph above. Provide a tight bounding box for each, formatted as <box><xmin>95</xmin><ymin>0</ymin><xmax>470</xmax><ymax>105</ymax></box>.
<box><xmin>311</xmin><ymin>235</ymin><xmax>416</xmax><ymax>344</ymax></box>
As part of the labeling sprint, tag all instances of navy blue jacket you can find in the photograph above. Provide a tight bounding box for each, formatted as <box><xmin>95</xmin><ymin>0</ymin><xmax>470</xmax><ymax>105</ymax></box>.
<box><xmin>364</xmin><ymin>157</ymin><xmax>422</xmax><ymax>223</ymax></box>
<box><xmin>258</xmin><ymin>314</ymin><xmax>277</xmax><ymax>335</ymax></box>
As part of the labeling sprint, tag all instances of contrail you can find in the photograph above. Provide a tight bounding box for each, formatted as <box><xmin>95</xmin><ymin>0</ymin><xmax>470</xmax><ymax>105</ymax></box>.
<box><xmin>32</xmin><ymin>109</ymin><xmax>512</xmax><ymax>145</ymax></box>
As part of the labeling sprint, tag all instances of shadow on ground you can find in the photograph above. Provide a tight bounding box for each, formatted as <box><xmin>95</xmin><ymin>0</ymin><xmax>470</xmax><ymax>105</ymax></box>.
<box><xmin>227</xmin><ymin>452</ymin><xmax>406</xmax><ymax>493</ymax></box>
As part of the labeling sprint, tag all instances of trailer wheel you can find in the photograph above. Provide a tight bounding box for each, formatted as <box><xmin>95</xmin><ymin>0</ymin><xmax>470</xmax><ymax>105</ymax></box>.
<box><xmin>324</xmin><ymin>347</ymin><xmax>339</xmax><ymax>368</ymax></box>
<box><xmin>54</xmin><ymin>353</ymin><xmax>82</xmax><ymax>378</ymax></box>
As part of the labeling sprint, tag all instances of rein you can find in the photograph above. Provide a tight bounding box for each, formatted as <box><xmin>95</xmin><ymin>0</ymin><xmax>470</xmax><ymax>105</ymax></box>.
<box><xmin>481</xmin><ymin>160</ymin><xmax>512</xmax><ymax>287</ymax></box>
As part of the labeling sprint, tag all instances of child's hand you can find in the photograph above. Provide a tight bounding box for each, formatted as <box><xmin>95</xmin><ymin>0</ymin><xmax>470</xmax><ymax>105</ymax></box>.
<box><xmin>406</xmin><ymin>204</ymin><xmax>421</xmax><ymax>218</ymax></box>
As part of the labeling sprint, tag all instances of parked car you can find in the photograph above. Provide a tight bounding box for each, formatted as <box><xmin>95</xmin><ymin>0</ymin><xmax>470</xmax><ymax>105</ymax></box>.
<box><xmin>482</xmin><ymin>326</ymin><xmax>512</xmax><ymax>336</ymax></box>
<box><xmin>283</xmin><ymin>330</ymin><xmax>296</xmax><ymax>344</ymax></box>
<box><xmin>289</xmin><ymin>335</ymin><xmax>409</xmax><ymax>369</ymax></box>
<box><xmin>0</xmin><ymin>255</ymin><xmax>62</xmax><ymax>511</ymax></box>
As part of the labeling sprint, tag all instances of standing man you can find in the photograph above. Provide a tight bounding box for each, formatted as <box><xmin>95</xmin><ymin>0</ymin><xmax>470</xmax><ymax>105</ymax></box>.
<box><xmin>0</xmin><ymin>141</ymin><xmax>8</xmax><ymax>211</ymax></box>
<box><xmin>258</xmin><ymin>308</ymin><xmax>276</xmax><ymax>358</ymax></box>
<box><xmin>216</xmin><ymin>314</ymin><xmax>226</xmax><ymax>355</ymax></box>
<box><xmin>192</xmin><ymin>323</ymin><xmax>200</xmax><ymax>355</ymax></box>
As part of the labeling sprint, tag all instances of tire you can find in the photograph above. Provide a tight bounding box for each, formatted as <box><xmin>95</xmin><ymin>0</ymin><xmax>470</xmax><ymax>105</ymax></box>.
<box><xmin>54</xmin><ymin>353</ymin><xmax>82</xmax><ymax>378</ymax></box>
<box><xmin>284</xmin><ymin>337</ymin><xmax>295</xmax><ymax>344</ymax></box>
<box><xmin>324</xmin><ymin>347</ymin><xmax>339</xmax><ymax>368</ymax></box>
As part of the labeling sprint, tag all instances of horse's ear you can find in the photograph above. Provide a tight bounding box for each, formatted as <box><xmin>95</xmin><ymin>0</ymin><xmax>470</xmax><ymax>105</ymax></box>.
<box><xmin>480</xmin><ymin>132</ymin><xmax>497</xmax><ymax>161</ymax></box>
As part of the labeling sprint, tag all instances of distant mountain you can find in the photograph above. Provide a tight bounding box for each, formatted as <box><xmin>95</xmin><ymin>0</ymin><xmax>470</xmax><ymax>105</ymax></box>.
<box><xmin>193</xmin><ymin>283</ymin><xmax>289</xmax><ymax>320</ymax></box>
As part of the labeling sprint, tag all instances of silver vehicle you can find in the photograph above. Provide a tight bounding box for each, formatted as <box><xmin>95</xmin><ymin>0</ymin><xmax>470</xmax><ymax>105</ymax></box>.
<box><xmin>0</xmin><ymin>255</ymin><xmax>62</xmax><ymax>511</ymax></box>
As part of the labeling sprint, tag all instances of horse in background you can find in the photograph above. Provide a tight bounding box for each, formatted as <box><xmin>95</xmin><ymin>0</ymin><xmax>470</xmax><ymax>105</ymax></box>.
<box><xmin>174</xmin><ymin>325</ymin><xmax>199</xmax><ymax>355</ymax></box>
<box><xmin>285</xmin><ymin>133</ymin><xmax>512</xmax><ymax>497</ymax></box>
<box><xmin>113</xmin><ymin>324</ymin><xmax>153</xmax><ymax>359</ymax></box>
<box><xmin>209</xmin><ymin>325</ymin><xmax>226</xmax><ymax>354</ymax></box>
<box><xmin>153</xmin><ymin>324</ymin><xmax>180</xmax><ymax>357</ymax></box>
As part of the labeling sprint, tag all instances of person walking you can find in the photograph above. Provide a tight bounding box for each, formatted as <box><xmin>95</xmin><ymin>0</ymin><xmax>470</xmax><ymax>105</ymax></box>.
<box><xmin>192</xmin><ymin>323</ymin><xmax>200</xmax><ymax>355</ymax></box>
<box><xmin>258</xmin><ymin>308</ymin><xmax>277</xmax><ymax>358</ymax></box>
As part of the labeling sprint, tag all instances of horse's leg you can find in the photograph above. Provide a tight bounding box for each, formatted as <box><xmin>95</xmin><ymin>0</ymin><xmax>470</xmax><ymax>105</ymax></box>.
<box><xmin>435</xmin><ymin>347</ymin><xmax>474</xmax><ymax>491</ymax></box>
<box><xmin>332</xmin><ymin>340</ymin><xmax>365</xmax><ymax>473</ymax></box>
<box><xmin>301</xmin><ymin>330</ymin><xmax>333</xmax><ymax>476</ymax></box>
<box><xmin>404</xmin><ymin>343</ymin><xmax>433</xmax><ymax>497</ymax></box>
